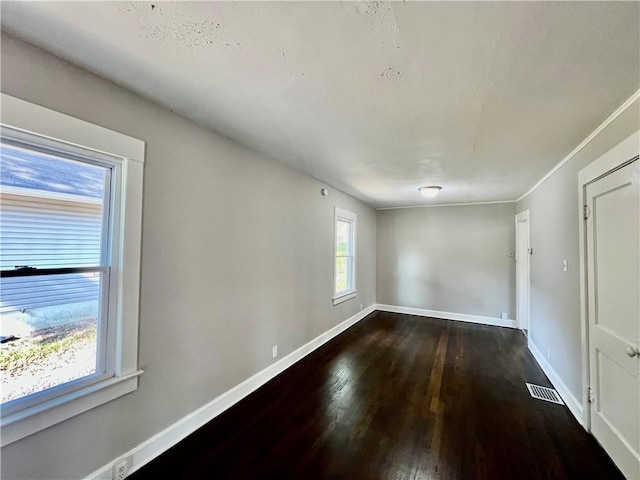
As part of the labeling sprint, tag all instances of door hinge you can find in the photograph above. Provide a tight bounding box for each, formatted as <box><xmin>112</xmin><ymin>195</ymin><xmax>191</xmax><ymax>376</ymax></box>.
<box><xmin>587</xmin><ymin>387</ymin><xmax>594</xmax><ymax>404</ymax></box>
<box><xmin>583</xmin><ymin>205</ymin><xmax>590</xmax><ymax>220</ymax></box>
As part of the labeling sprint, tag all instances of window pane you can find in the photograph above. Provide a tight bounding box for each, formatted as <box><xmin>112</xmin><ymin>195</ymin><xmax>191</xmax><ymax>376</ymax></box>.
<box><xmin>0</xmin><ymin>141</ymin><xmax>110</xmax><ymax>406</ymax></box>
<box><xmin>0</xmin><ymin>271</ymin><xmax>103</xmax><ymax>403</ymax></box>
<box><xmin>0</xmin><ymin>143</ymin><xmax>108</xmax><ymax>269</ymax></box>
<box><xmin>336</xmin><ymin>220</ymin><xmax>351</xmax><ymax>256</ymax></box>
<box><xmin>346</xmin><ymin>257</ymin><xmax>353</xmax><ymax>290</ymax></box>
<box><xmin>336</xmin><ymin>256</ymin><xmax>348</xmax><ymax>293</ymax></box>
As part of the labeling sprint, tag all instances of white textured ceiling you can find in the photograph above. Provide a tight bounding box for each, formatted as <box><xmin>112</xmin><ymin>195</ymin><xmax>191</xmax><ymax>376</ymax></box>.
<box><xmin>2</xmin><ymin>1</ymin><xmax>639</xmax><ymax>207</ymax></box>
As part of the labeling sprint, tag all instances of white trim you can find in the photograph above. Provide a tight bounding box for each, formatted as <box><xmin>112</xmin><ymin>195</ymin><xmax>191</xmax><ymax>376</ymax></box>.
<box><xmin>1</xmin><ymin>371</ymin><xmax>143</xmax><ymax>447</ymax></box>
<box><xmin>528</xmin><ymin>339</ymin><xmax>584</xmax><ymax>426</ymax></box>
<box><xmin>117</xmin><ymin>157</ymin><xmax>144</xmax><ymax>375</ymax></box>
<box><xmin>517</xmin><ymin>88</ymin><xmax>640</xmax><ymax>202</ymax></box>
<box><xmin>334</xmin><ymin>207</ymin><xmax>357</xmax><ymax>300</ymax></box>
<box><xmin>1</xmin><ymin>93</ymin><xmax>144</xmax><ymax>163</ymax></box>
<box><xmin>332</xmin><ymin>290</ymin><xmax>357</xmax><ymax>305</ymax></box>
<box><xmin>378</xmin><ymin>84</ymin><xmax>638</xmax><ymax>211</ymax></box>
<box><xmin>578</xmin><ymin>171</ymin><xmax>590</xmax><ymax>431</ymax></box>
<box><xmin>577</xmin><ymin>130</ymin><xmax>640</xmax><ymax>432</ymax></box>
<box><xmin>86</xmin><ymin>305</ymin><xmax>376</xmax><ymax>480</ymax></box>
<box><xmin>84</xmin><ymin>304</ymin><xmax>523</xmax><ymax>478</ymax></box>
<box><xmin>376</xmin><ymin>200</ymin><xmax>516</xmax><ymax>211</ymax></box>
<box><xmin>578</xmin><ymin>131</ymin><xmax>640</xmax><ymax>186</ymax></box>
<box><xmin>375</xmin><ymin>304</ymin><xmax>517</xmax><ymax>329</ymax></box>
<box><xmin>515</xmin><ymin>210</ymin><xmax>531</xmax><ymax>332</ymax></box>
<box><xmin>0</xmin><ymin>95</ymin><xmax>145</xmax><ymax>445</ymax></box>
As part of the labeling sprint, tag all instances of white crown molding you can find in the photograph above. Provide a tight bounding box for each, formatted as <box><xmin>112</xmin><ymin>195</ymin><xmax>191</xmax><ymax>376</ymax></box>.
<box><xmin>517</xmin><ymin>88</ymin><xmax>640</xmax><ymax>203</ymax></box>
<box><xmin>376</xmin><ymin>88</ymin><xmax>639</xmax><ymax>211</ymax></box>
<box><xmin>376</xmin><ymin>200</ymin><xmax>516</xmax><ymax>211</ymax></box>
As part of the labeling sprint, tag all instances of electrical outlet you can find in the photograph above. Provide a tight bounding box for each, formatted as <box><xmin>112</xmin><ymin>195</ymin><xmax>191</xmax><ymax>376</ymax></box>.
<box><xmin>501</xmin><ymin>312</ymin><xmax>507</xmax><ymax>320</ymax></box>
<box><xmin>113</xmin><ymin>459</ymin><xmax>127</xmax><ymax>480</ymax></box>
<box><xmin>272</xmin><ymin>345</ymin><xmax>277</xmax><ymax>358</ymax></box>
<box><xmin>563</xmin><ymin>259</ymin><xmax>568</xmax><ymax>272</ymax></box>
<box><xmin>360</xmin><ymin>304</ymin><xmax>363</xmax><ymax>311</ymax></box>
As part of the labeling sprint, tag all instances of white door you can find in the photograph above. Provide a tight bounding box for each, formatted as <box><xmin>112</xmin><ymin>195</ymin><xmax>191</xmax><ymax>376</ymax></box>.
<box><xmin>515</xmin><ymin>211</ymin><xmax>530</xmax><ymax>332</ymax></box>
<box><xmin>585</xmin><ymin>158</ymin><xmax>639</xmax><ymax>480</ymax></box>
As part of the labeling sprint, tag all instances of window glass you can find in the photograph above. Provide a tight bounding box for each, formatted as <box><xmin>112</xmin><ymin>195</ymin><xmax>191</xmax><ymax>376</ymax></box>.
<box><xmin>336</xmin><ymin>256</ymin><xmax>348</xmax><ymax>294</ymax></box>
<box><xmin>0</xmin><ymin>141</ymin><xmax>110</xmax><ymax>405</ymax></box>
<box><xmin>336</xmin><ymin>220</ymin><xmax>350</xmax><ymax>256</ymax></box>
<box><xmin>334</xmin><ymin>211</ymin><xmax>355</xmax><ymax>297</ymax></box>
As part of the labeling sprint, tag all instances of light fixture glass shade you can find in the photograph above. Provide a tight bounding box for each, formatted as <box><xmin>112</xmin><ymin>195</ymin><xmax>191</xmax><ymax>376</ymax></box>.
<box><xmin>418</xmin><ymin>186</ymin><xmax>442</xmax><ymax>198</ymax></box>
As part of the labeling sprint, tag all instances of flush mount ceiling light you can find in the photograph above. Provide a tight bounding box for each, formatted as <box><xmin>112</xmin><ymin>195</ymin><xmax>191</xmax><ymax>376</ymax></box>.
<box><xmin>418</xmin><ymin>186</ymin><xmax>443</xmax><ymax>198</ymax></box>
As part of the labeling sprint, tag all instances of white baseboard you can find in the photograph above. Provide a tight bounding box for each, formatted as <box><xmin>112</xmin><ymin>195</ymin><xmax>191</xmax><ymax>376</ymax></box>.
<box><xmin>86</xmin><ymin>304</ymin><xmax>376</xmax><ymax>480</ymax></box>
<box><xmin>375</xmin><ymin>304</ymin><xmax>518</xmax><ymax>329</ymax></box>
<box><xmin>528</xmin><ymin>339</ymin><xmax>584</xmax><ymax>426</ymax></box>
<box><xmin>87</xmin><ymin>303</ymin><xmax>520</xmax><ymax>479</ymax></box>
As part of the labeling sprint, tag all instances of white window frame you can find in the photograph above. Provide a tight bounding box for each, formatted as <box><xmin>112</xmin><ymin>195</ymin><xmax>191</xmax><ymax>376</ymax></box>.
<box><xmin>333</xmin><ymin>207</ymin><xmax>357</xmax><ymax>305</ymax></box>
<box><xmin>0</xmin><ymin>93</ymin><xmax>145</xmax><ymax>446</ymax></box>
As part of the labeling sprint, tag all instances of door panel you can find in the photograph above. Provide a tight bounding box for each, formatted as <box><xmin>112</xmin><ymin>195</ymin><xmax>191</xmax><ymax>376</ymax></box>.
<box><xmin>586</xmin><ymin>159</ymin><xmax>640</xmax><ymax>480</ymax></box>
<box><xmin>593</xmin><ymin>178</ymin><xmax>638</xmax><ymax>340</ymax></box>
<box><xmin>596</xmin><ymin>350</ymin><xmax>639</xmax><ymax>450</ymax></box>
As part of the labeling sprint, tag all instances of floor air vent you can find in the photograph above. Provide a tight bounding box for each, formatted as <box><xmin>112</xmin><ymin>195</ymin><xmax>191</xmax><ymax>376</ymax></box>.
<box><xmin>526</xmin><ymin>383</ymin><xmax>564</xmax><ymax>405</ymax></box>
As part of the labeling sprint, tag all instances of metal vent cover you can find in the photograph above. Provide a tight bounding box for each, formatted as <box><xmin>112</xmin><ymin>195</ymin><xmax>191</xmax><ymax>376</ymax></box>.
<box><xmin>526</xmin><ymin>383</ymin><xmax>564</xmax><ymax>405</ymax></box>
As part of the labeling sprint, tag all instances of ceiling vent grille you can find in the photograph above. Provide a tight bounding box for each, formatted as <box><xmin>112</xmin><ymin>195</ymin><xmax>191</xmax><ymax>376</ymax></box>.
<box><xmin>526</xmin><ymin>383</ymin><xmax>564</xmax><ymax>405</ymax></box>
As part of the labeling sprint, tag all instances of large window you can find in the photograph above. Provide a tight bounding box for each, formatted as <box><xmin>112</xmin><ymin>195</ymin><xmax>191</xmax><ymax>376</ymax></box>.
<box><xmin>333</xmin><ymin>207</ymin><xmax>357</xmax><ymax>305</ymax></box>
<box><xmin>0</xmin><ymin>94</ymin><xmax>144</xmax><ymax>446</ymax></box>
<box><xmin>1</xmin><ymin>143</ymin><xmax>112</xmax><ymax>407</ymax></box>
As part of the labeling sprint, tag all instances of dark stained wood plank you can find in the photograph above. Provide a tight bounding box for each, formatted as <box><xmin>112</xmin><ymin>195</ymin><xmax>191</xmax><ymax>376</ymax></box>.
<box><xmin>130</xmin><ymin>311</ymin><xmax>624</xmax><ymax>480</ymax></box>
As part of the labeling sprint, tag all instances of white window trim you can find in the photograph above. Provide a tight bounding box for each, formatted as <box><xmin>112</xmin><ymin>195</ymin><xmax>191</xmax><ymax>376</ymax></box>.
<box><xmin>333</xmin><ymin>207</ymin><xmax>357</xmax><ymax>306</ymax></box>
<box><xmin>0</xmin><ymin>93</ymin><xmax>145</xmax><ymax>446</ymax></box>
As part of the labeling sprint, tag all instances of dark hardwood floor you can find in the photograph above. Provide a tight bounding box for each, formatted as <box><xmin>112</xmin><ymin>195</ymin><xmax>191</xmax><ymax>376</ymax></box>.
<box><xmin>131</xmin><ymin>311</ymin><xmax>623</xmax><ymax>480</ymax></box>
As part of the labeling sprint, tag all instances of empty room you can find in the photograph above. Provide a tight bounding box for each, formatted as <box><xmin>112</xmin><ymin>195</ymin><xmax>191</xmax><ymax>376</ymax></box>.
<box><xmin>0</xmin><ymin>2</ymin><xmax>639</xmax><ymax>479</ymax></box>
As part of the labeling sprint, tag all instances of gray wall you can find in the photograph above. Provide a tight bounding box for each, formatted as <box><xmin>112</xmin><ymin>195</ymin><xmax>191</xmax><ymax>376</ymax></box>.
<box><xmin>377</xmin><ymin>203</ymin><xmax>516</xmax><ymax>319</ymax></box>
<box><xmin>517</xmin><ymin>98</ymin><xmax>640</xmax><ymax>402</ymax></box>
<box><xmin>0</xmin><ymin>33</ymin><xmax>376</xmax><ymax>480</ymax></box>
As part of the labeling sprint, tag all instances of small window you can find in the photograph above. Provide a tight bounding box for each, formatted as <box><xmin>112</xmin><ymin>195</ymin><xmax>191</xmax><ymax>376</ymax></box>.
<box><xmin>0</xmin><ymin>93</ymin><xmax>144</xmax><ymax>446</ymax></box>
<box><xmin>333</xmin><ymin>207</ymin><xmax>356</xmax><ymax>305</ymax></box>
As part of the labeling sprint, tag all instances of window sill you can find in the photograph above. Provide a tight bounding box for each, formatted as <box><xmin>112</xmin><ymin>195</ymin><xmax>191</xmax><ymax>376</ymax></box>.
<box><xmin>1</xmin><ymin>370</ymin><xmax>143</xmax><ymax>446</ymax></box>
<box><xmin>333</xmin><ymin>290</ymin><xmax>357</xmax><ymax>305</ymax></box>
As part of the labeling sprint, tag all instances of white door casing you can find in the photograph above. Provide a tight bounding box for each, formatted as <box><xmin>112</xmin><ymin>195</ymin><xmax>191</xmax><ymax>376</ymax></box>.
<box><xmin>515</xmin><ymin>210</ymin><xmax>530</xmax><ymax>332</ymax></box>
<box><xmin>579</xmin><ymin>130</ymin><xmax>639</xmax><ymax>480</ymax></box>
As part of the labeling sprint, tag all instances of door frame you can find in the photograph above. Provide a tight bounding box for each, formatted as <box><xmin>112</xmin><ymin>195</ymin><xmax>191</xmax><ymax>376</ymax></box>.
<box><xmin>578</xmin><ymin>130</ymin><xmax>640</xmax><ymax>432</ymax></box>
<box><xmin>515</xmin><ymin>210</ymin><xmax>530</xmax><ymax>333</ymax></box>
